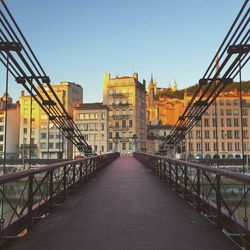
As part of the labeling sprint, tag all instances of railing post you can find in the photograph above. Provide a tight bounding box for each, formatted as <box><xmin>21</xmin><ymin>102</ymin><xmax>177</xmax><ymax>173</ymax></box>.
<box><xmin>216</xmin><ymin>175</ymin><xmax>222</xmax><ymax>229</ymax></box>
<box><xmin>49</xmin><ymin>170</ymin><xmax>53</xmax><ymax>212</ymax></box>
<box><xmin>63</xmin><ymin>165</ymin><xmax>67</xmax><ymax>198</ymax></box>
<box><xmin>196</xmin><ymin>169</ymin><xmax>201</xmax><ymax>212</ymax></box>
<box><xmin>163</xmin><ymin>161</ymin><xmax>167</xmax><ymax>183</ymax></box>
<box><xmin>27</xmin><ymin>175</ymin><xmax>33</xmax><ymax>231</ymax></box>
<box><xmin>79</xmin><ymin>162</ymin><xmax>83</xmax><ymax>183</ymax></box>
<box><xmin>184</xmin><ymin>166</ymin><xmax>188</xmax><ymax>200</ymax></box>
<box><xmin>72</xmin><ymin>164</ymin><xmax>76</xmax><ymax>190</ymax></box>
<box><xmin>175</xmin><ymin>164</ymin><xmax>178</xmax><ymax>192</ymax></box>
<box><xmin>169</xmin><ymin>163</ymin><xmax>172</xmax><ymax>186</ymax></box>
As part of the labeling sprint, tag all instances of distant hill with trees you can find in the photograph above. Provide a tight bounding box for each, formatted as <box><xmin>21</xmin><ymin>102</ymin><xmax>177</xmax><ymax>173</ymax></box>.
<box><xmin>155</xmin><ymin>80</ymin><xmax>250</xmax><ymax>100</ymax></box>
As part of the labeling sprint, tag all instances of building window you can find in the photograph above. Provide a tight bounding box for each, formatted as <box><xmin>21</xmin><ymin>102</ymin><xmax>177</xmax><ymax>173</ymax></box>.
<box><xmin>188</xmin><ymin>142</ymin><xmax>193</xmax><ymax>151</ymax></box>
<box><xmin>234</xmin><ymin>130</ymin><xmax>240</xmax><ymax>139</ymax></box>
<box><xmin>0</xmin><ymin>135</ymin><xmax>3</xmax><ymax>141</ymax></box>
<box><xmin>221</xmin><ymin>130</ymin><xmax>225</xmax><ymax>139</ymax></box>
<box><xmin>188</xmin><ymin>131</ymin><xmax>193</xmax><ymax>139</ymax></box>
<box><xmin>243</xmin><ymin>118</ymin><xmax>248</xmax><ymax>127</ymax></box>
<box><xmin>204</xmin><ymin>130</ymin><xmax>210</xmax><ymax>139</ymax></box>
<box><xmin>243</xmin><ymin>130</ymin><xmax>248</xmax><ymax>139</ymax></box>
<box><xmin>233</xmin><ymin>99</ymin><xmax>238</xmax><ymax>105</ymax></box>
<box><xmin>101</xmin><ymin>145</ymin><xmax>104</xmax><ymax>152</ymax></box>
<box><xmin>213</xmin><ymin>130</ymin><xmax>217</xmax><ymax>139</ymax></box>
<box><xmin>122</xmin><ymin>143</ymin><xmax>126</xmax><ymax>150</ymax></box>
<box><xmin>234</xmin><ymin>118</ymin><xmax>239</xmax><ymax>127</ymax></box>
<box><xmin>108</xmin><ymin>132</ymin><xmax>112</xmax><ymax>139</ymax></box>
<box><xmin>226</xmin><ymin>100</ymin><xmax>231</xmax><ymax>106</ymax></box>
<box><xmin>227</xmin><ymin>142</ymin><xmax>233</xmax><ymax>151</ymax></box>
<box><xmin>204</xmin><ymin>118</ymin><xmax>209</xmax><ymax>127</ymax></box>
<box><xmin>227</xmin><ymin>130</ymin><xmax>232</xmax><ymax>139</ymax></box>
<box><xmin>226</xmin><ymin>118</ymin><xmax>232</xmax><ymax>127</ymax></box>
<box><xmin>108</xmin><ymin>143</ymin><xmax>112</xmax><ymax>151</ymax></box>
<box><xmin>226</xmin><ymin>109</ymin><xmax>232</xmax><ymax>115</ymax></box>
<box><xmin>196</xmin><ymin>131</ymin><xmax>201</xmax><ymax>139</ymax></box>
<box><xmin>129</xmin><ymin>120</ymin><xmax>133</xmax><ymax>127</ymax></box>
<box><xmin>41</xmin><ymin>133</ymin><xmax>46</xmax><ymax>139</ymax></box>
<box><xmin>243</xmin><ymin>109</ymin><xmax>248</xmax><ymax>115</ymax></box>
<box><xmin>219</xmin><ymin>100</ymin><xmax>224</xmax><ymax>106</ymax></box>
<box><xmin>235</xmin><ymin>142</ymin><xmax>240</xmax><ymax>151</ymax></box>
<box><xmin>49</xmin><ymin>143</ymin><xmax>54</xmax><ymax>149</ymax></box>
<box><xmin>40</xmin><ymin>143</ymin><xmax>46</xmax><ymax>149</ymax></box>
<box><xmin>101</xmin><ymin>123</ymin><xmax>105</xmax><ymax>130</ymax></box>
<box><xmin>23</xmin><ymin>128</ymin><xmax>27</xmax><ymax>134</ymax></box>
<box><xmin>196</xmin><ymin>142</ymin><xmax>201</xmax><ymax>151</ymax></box>
<box><xmin>24</xmin><ymin>118</ymin><xmax>27</xmax><ymax>124</ymax></box>
<box><xmin>220</xmin><ymin>109</ymin><xmax>224</xmax><ymax>116</ymax></box>
<box><xmin>205</xmin><ymin>143</ymin><xmax>210</xmax><ymax>151</ymax></box>
<box><xmin>233</xmin><ymin>109</ymin><xmax>239</xmax><ymax>115</ymax></box>
<box><xmin>122</xmin><ymin>120</ymin><xmax>126</xmax><ymax>127</ymax></box>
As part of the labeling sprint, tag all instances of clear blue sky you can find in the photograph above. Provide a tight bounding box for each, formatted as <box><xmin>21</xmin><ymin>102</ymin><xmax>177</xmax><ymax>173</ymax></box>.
<box><xmin>1</xmin><ymin>0</ymin><xmax>249</xmax><ymax>102</ymax></box>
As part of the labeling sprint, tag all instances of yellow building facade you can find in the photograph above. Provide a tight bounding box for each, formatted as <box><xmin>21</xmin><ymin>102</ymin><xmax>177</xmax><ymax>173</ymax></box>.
<box><xmin>19</xmin><ymin>82</ymin><xmax>83</xmax><ymax>159</ymax></box>
<box><xmin>103</xmin><ymin>73</ymin><xmax>147</xmax><ymax>155</ymax></box>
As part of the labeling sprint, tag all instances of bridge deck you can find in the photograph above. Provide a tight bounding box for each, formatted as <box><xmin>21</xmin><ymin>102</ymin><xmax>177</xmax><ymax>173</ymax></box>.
<box><xmin>9</xmin><ymin>157</ymin><xmax>237</xmax><ymax>250</ymax></box>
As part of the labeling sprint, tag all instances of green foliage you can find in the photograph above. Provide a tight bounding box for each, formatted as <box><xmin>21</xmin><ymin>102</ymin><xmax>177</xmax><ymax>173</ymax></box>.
<box><xmin>155</xmin><ymin>81</ymin><xmax>250</xmax><ymax>100</ymax></box>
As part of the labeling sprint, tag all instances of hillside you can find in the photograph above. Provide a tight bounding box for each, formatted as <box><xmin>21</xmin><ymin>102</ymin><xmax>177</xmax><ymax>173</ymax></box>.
<box><xmin>155</xmin><ymin>80</ymin><xmax>250</xmax><ymax>100</ymax></box>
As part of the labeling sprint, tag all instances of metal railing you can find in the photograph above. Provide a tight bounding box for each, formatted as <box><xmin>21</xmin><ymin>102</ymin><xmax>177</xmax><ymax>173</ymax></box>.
<box><xmin>0</xmin><ymin>152</ymin><xmax>119</xmax><ymax>247</ymax></box>
<box><xmin>134</xmin><ymin>152</ymin><xmax>250</xmax><ymax>248</ymax></box>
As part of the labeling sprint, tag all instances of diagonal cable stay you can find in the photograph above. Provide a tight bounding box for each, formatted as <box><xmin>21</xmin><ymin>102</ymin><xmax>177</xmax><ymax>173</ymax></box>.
<box><xmin>158</xmin><ymin>0</ymin><xmax>250</xmax><ymax>155</ymax></box>
<box><xmin>0</xmin><ymin>0</ymin><xmax>95</xmax><ymax>156</ymax></box>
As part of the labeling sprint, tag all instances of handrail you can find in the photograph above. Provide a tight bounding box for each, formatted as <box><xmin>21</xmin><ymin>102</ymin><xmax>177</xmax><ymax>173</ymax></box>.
<box><xmin>134</xmin><ymin>152</ymin><xmax>250</xmax><ymax>248</ymax></box>
<box><xmin>135</xmin><ymin>152</ymin><xmax>250</xmax><ymax>184</ymax></box>
<box><xmin>0</xmin><ymin>153</ymin><xmax>116</xmax><ymax>184</ymax></box>
<box><xmin>0</xmin><ymin>153</ymin><xmax>120</xmax><ymax>248</ymax></box>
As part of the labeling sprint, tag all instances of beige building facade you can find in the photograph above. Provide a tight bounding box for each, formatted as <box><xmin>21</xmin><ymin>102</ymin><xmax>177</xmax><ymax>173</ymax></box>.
<box><xmin>73</xmin><ymin>102</ymin><xmax>108</xmax><ymax>156</ymax></box>
<box><xmin>19</xmin><ymin>82</ymin><xmax>83</xmax><ymax>159</ymax></box>
<box><xmin>0</xmin><ymin>94</ymin><xmax>20</xmax><ymax>159</ymax></box>
<box><xmin>185</xmin><ymin>91</ymin><xmax>250</xmax><ymax>160</ymax></box>
<box><xmin>103</xmin><ymin>73</ymin><xmax>147</xmax><ymax>156</ymax></box>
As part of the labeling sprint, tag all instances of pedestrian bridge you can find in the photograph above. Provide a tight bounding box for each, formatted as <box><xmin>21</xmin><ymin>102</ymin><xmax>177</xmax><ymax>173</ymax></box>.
<box><xmin>1</xmin><ymin>153</ymin><xmax>249</xmax><ymax>249</ymax></box>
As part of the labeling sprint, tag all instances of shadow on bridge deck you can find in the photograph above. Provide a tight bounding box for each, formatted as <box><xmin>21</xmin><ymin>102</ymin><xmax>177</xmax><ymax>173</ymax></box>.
<box><xmin>9</xmin><ymin>157</ymin><xmax>237</xmax><ymax>250</ymax></box>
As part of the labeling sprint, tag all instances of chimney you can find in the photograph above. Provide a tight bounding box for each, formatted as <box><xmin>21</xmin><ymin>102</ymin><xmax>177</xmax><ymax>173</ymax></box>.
<box><xmin>21</xmin><ymin>90</ymin><xmax>25</xmax><ymax>97</ymax></box>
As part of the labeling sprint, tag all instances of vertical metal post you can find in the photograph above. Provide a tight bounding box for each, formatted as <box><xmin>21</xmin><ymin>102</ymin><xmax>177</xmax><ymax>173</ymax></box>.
<box><xmin>164</xmin><ymin>160</ymin><xmax>167</xmax><ymax>183</ymax></box>
<box><xmin>184</xmin><ymin>166</ymin><xmax>188</xmax><ymax>200</ymax></box>
<box><xmin>216</xmin><ymin>175</ymin><xmax>222</xmax><ymax>229</ymax></box>
<box><xmin>197</xmin><ymin>169</ymin><xmax>201</xmax><ymax>212</ymax></box>
<box><xmin>63</xmin><ymin>165</ymin><xmax>67</xmax><ymax>198</ymax></box>
<box><xmin>201</xmin><ymin>117</ymin><xmax>204</xmax><ymax>165</ymax></box>
<box><xmin>27</xmin><ymin>175</ymin><xmax>33</xmax><ymax>231</ymax></box>
<box><xmin>29</xmin><ymin>86</ymin><xmax>33</xmax><ymax>167</ymax></box>
<box><xmin>169</xmin><ymin>163</ymin><xmax>172</xmax><ymax>186</ymax></box>
<box><xmin>175</xmin><ymin>164</ymin><xmax>178</xmax><ymax>192</ymax></box>
<box><xmin>47</xmin><ymin>106</ymin><xmax>50</xmax><ymax>163</ymax></box>
<box><xmin>214</xmin><ymin>99</ymin><xmax>219</xmax><ymax>168</ymax></box>
<box><xmin>72</xmin><ymin>164</ymin><xmax>76</xmax><ymax>190</ymax></box>
<box><xmin>49</xmin><ymin>170</ymin><xmax>53</xmax><ymax>211</ymax></box>
<box><xmin>3</xmin><ymin>52</ymin><xmax>9</xmax><ymax>175</ymax></box>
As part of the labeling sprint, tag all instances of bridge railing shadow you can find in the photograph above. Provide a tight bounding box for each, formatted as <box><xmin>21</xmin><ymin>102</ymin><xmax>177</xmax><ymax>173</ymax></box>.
<box><xmin>0</xmin><ymin>152</ymin><xmax>119</xmax><ymax>248</ymax></box>
<box><xmin>134</xmin><ymin>152</ymin><xmax>250</xmax><ymax>249</ymax></box>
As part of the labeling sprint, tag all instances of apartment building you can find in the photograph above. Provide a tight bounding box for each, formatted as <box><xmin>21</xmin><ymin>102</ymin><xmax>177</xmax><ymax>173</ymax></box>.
<box><xmin>146</xmin><ymin>77</ymin><xmax>185</xmax><ymax>125</ymax></box>
<box><xmin>185</xmin><ymin>90</ymin><xmax>250</xmax><ymax>160</ymax></box>
<box><xmin>0</xmin><ymin>93</ymin><xmax>20</xmax><ymax>159</ymax></box>
<box><xmin>73</xmin><ymin>102</ymin><xmax>108</xmax><ymax>156</ymax></box>
<box><xmin>103</xmin><ymin>73</ymin><xmax>147</xmax><ymax>156</ymax></box>
<box><xmin>19</xmin><ymin>82</ymin><xmax>83</xmax><ymax>159</ymax></box>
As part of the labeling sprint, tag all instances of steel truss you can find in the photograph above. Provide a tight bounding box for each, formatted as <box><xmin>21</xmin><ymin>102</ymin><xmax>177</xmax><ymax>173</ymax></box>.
<box><xmin>0</xmin><ymin>0</ymin><xmax>94</xmax><ymax>156</ymax></box>
<box><xmin>159</xmin><ymin>0</ymin><xmax>250</xmax><ymax>155</ymax></box>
